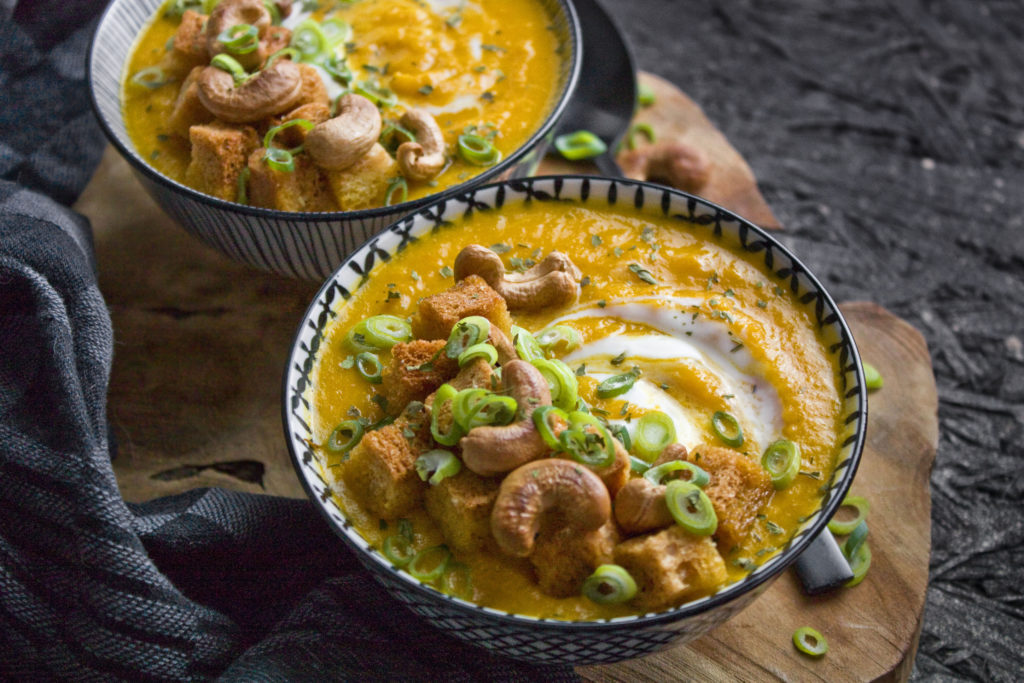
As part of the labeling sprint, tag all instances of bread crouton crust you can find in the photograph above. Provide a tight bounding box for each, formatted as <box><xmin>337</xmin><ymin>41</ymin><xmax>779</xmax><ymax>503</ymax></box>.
<box><xmin>411</xmin><ymin>274</ymin><xmax>512</xmax><ymax>341</ymax></box>
<box><xmin>381</xmin><ymin>339</ymin><xmax>458</xmax><ymax>415</ymax></box>
<box><xmin>530</xmin><ymin>521</ymin><xmax>619</xmax><ymax>598</ymax></box>
<box><xmin>424</xmin><ymin>469</ymin><xmax>501</xmax><ymax>553</ymax></box>
<box><xmin>688</xmin><ymin>444</ymin><xmax>774</xmax><ymax>553</ymax></box>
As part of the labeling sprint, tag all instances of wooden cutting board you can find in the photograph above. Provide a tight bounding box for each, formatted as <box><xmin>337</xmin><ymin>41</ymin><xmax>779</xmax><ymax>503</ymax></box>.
<box><xmin>74</xmin><ymin>71</ymin><xmax>936</xmax><ymax>681</ymax></box>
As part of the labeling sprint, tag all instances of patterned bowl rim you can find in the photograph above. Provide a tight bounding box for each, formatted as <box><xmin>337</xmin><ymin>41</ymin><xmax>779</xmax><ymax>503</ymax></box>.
<box><xmin>86</xmin><ymin>0</ymin><xmax>584</xmax><ymax>222</ymax></box>
<box><xmin>282</xmin><ymin>174</ymin><xmax>868</xmax><ymax>632</ymax></box>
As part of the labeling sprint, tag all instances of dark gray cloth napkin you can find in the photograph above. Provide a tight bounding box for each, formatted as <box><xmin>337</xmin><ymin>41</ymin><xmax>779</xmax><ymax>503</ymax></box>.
<box><xmin>0</xmin><ymin>2</ymin><xmax>579</xmax><ymax>679</ymax></box>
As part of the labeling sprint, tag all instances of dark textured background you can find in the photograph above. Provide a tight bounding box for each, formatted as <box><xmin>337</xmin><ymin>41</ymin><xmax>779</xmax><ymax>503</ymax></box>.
<box><xmin>598</xmin><ymin>0</ymin><xmax>1024</xmax><ymax>679</ymax></box>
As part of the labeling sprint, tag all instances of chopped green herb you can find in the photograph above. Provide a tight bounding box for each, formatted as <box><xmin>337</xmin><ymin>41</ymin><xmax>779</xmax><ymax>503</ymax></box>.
<box><xmin>628</xmin><ymin>263</ymin><xmax>657</xmax><ymax>285</ymax></box>
<box><xmin>610</xmin><ymin>351</ymin><xmax>627</xmax><ymax>366</ymax></box>
<box><xmin>439</xmin><ymin>265</ymin><xmax>453</xmax><ymax>278</ymax></box>
<box><xmin>340</xmin><ymin>356</ymin><xmax>355</xmax><ymax>369</ymax></box>
<box><xmin>591</xmin><ymin>234</ymin><xmax>602</xmax><ymax>247</ymax></box>
<box><xmin>490</xmin><ymin>243</ymin><xmax>511</xmax><ymax>254</ymax></box>
<box><xmin>418</xmin><ymin>84</ymin><xmax>434</xmax><ymax>95</ymax></box>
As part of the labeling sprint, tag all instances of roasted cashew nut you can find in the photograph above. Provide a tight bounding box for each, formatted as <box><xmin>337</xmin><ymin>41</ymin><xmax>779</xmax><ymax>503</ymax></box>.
<box><xmin>460</xmin><ymin>360</ymin><xmax>552</xmax><ymax>477</ymax></box>
<box><xmin>618</xmin><ymin>140</ymin><xmax>712</xmax><ymax>194</ymax></box>
<box><xmin>205</xmin><ymin>0</ymin><xmax>272</xmax><ymax>71</ymax></box>
<box><xmin>396</xmin><ymin>109</ymin><xmax>447</xmax><ymax>181</ymax></box>
<box><xmin>491</xmin><ymin>458</ymin><xmax>611</xmax><ymax>557</ymax></box>
<box><xmin>305</xmin><ymin>94</ymin><xmax>382</xmax><ymax>171</ymax></box>
<box><xmin>197</xmin><ymin>58</ymin><xmax>304</xmax><ymax>123</ymax></box>
<box><xmin>453</xmin><ymin>244</ymin><xmax>582</xmax><ymax>311</ymax></box>
<box><xmin>614</xmin><ymin>442</ymin><xmax>688</xmax><ymax>534</ymax></box>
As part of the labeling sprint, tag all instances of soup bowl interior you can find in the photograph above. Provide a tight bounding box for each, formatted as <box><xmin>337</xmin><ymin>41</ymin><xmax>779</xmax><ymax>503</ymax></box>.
<box><xmin>283</xmin><ymin>176</ymin><xmax>867</xmax><ymax>664</ymax></box>
<box><xmin>87</xmin><ymin>0</ymin><xmax>582</xmax><ymax>280</ymax></box>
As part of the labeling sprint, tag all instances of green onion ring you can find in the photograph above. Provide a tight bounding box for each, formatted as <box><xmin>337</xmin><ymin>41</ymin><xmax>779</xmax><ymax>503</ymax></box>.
<box><xmin>290</xmin><ymin>19</ymin><xmax>329</xmax><ymax>60</ymax></box>
<box><xmin>554</xmin><ymin>130</ymin><xmax>607</xmax><ymax>161</ymax></box>
<box><xmin>441</xmin><ymin>561</ymin><xmax>473</xmax><ymax>599</ymax></box>
<box><xmin>559</xmin><ymin>411</ymin><xmax>616</xmax><ymax>469</ymax></box>
<box><xmin>711</xmin><ymin>410</ymin><xmax>743</xmax><ymax>448</ymax></box>
<box><xmin>629</xmin><ymin>456</ymin><xmax>650</xmax><ymax>474</ymax></box>
<box><xmin>263</xmin><ymin>147</ymin><xmax>295</xmax><ymax>173</ymax></box>
<box><xmin>320</xmin><ymin>53</ymin><xmax>353</xmax><ymax>84</ymax></box>
<box><xmin>792</xmin><ymin>626</ymin><xmax>828</xmax><ymax>657</ymax></box>
<box><xmin>844</xmin><ymin>542</ymin><xmax>871</xmax><ymax>587</ymax></box>
<box><xmin>457</xmin><ymin>133</ymin><xmax>501</xmax><ymax>166</ymax></box>
<box><xmin>761</xmin><ymin>438</ymin><xmax>800</xmax><ymax>489</ymax></box>
<box><xmin>863</xmin><ymin>362</ymin><xmax>884</xmax><ymax>390</ymax></box>
<box><xmin>535</xmin><ymin>324</ymin><xmax>581</xmax><ymax>355</ymax></box>
<box><xmin>355</xmin><ymin>352</ymin><xmax>383</xmax><ymax>384</ymax></box>
<box><xmin>320</xmin><ymin>18</ymin><xmax>352</xmax><ymax>47</ymax></box>
<box><xmin>632</xmin><ymin>410</ymin><xmax>676</xmax><ymax>462</ymax></box>
<box><xmin>582</xmin><ymin>564</ymin><xmax>637</xmax><ymax>605</ymax></box>
<box><xmin>325</xmin><ymin>419</ymin><xmax>364</xmax><ymax>455</ymax></box>
<box><xmin>355</xmin><ymin>81</ymin><xmax>398</xmax><ymax>108</ymax></box>
<box><xmin>843</xmin><ymin>519</ymin><xmax>869</xmax><ymax>561</ymax></box>
<box><xmin>664</xmin><ymin>480</ymin><xmax>717</xmax><ymax>535</ymax></box>
<box><xmin>218</xmin><ymin>23</ymin><xmax>259</xmax><ymax>55</ymax></box>
<box><xmin>360</xmin><ymin>315</ymin><xmax>412</xmax><ymax>349</ymax></box>
<box><xmin>407</xmin><ymin>544</ymin><xmax>452</xmax><ymax>582</ymax></box>
<box><xmin>263</xmin><ymin>118</ymin><xmax>314</xmax><ymax>155</ymax></box>
<box><xmin>385</xmin><ymin>177</ymin><xmax>408</xmax><ymax>206</ymax></box>
<box><xmin>530</xmin><ymin>358</ymin><xmax>579</xmax><ymax>411</ymax></box>
<box><xmin>532</xmin><ymin>405</ymin><xmax>568</xmax><ymax>450</ymax></box>
<box><xmin>382</xmin><ymin>533</ymin><xmax>416</xmax><ymax>566</ymax></box>
<box><xmin>414</xmin><ymin>449</ymin><xmax>462</xmax><ymax>485</ymax></box>
<box><xmin>637</xmin><ymin>82</ymin><xmax>656</xmax><ymax>107</ymax></box>
<box><xmin>262</xmin><ymin>0</ymin><xmax>281</xmax><ymax>24</ymax></box>
<box><xmin>264</xmin><ymin>47</ymin><xmax>300</xmax><ymax>69</ymax></box>
<box><xmin>511</xmin><ymin>326</ymin><xmax>544</xmax><ymax>362</ymax></box>
<box><xmin>130</xmin><ymin>66</ymin><xmax>169</xmax><ymax>89</ymax></box>
<box><xmin>210</xmin><ymin>53</ymin><xmax>248</xmax><ymax>84</ymax></box>
<box><xmin>446</xmin><ymin>316</ymin><xmax>491</xmax><ymax>359</ymax></box>
<box><xmin>596</xmin><ymin>370</ymin><xmax>639</xmax><ymax>399</ymax></box>
<box><xmin>644</xmin><ymin>460</ymin><xmax>710</xmax><ymax>487</ymax></box>
<box><xmin>626</xmin><ymin>122</ymin><xmax>656</xmax><ymax>150</ymax></box>
<box><xmin>451</xmin><ymin>388</ymin><xmax>490</xmax><ymax>431</ymax></box>
<box><xmin>430</xmin><ymin>384</ymin><xmax>464</xmax><ymax>446</ymax></box>
<box><xmin>463</xmin><ymin>394</ymin><xmax>518</xmax><ymax>430</ymax></box>
<box><xmin>827</xmin><ymin>495</ymin><xmax>870</xmax><ymax>535</ymax></box>
<box><xmin>609</xmin><ymin>423</ymin><xmax>631</xmax><ymax>451</ymax></box>
<box><xmin>457</xmin><ymin>342</ymin><xmax>498</xmax><ymax>368</ymax></box>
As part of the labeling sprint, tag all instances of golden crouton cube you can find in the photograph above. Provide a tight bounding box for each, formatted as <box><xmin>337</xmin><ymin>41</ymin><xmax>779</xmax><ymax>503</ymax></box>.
<box><xmin>381</xmin><ymin>339</ymin><xmax>459</xmax><ymax>415</ymax></box>
<box><xmin>447</xmin><ymin>357</ymin><xmax>499</xmax><ymax>392</ymax></box>
<box><xmin>530</xmin><ymin>521</ymin><xmax>619</xmax><ymax>598</ymax></box>
<box><xmin>173</xmin><ymin>10</ymin><xmax>208</xmax><ymax>58</ymax></box>
<box><xmin>246</xmin><ymin>149</ymin><xmax>336</xmax><ymax>212</ymax></box>
<box><xmin>342</xmin><ymin>420</ymin><xmax>431</xmax><ymax>519</ymax></box>
<box><xmin>271</xmin><ymin>102</ymin><xmax>331</xmax><ymax>148</ymax></box>
<box><xmin>590</xmin><ymin>440</ymin><xmax>630</xmax><ymax>499</ymax></box>
<box><xmin>185</xmin><ymin>121</ymin><xmax>259</xmax><ymax>202</ymax></box>
<box><xmin>411</xmin><ymin>274</ymin><xmax>512</xmax><ymax>341</ymax></box>
<box><xmin>613</xmin><ymin>525</ymin><xmax>728</xmax><ymax>612</ymax></box>
<box><xmin>323</xmin><ymin>143</ymin><xmax>398</xmax><ymax>211</ymax></box>
<box><xmin>168</xmin><ymin>66</ymin><xmax>213</xmax><ymax>139</ymax></box>
<box><xmin>423</xmin><ymin>469</ymin><xmax>500</xmax><ymax>553</ymax></box>
<box><xmin>261</xmin><ymin>26</ymin><xmax>292</xmax><ymax>60</ymax></box>
<box><xmin>294</xmin><ymin>62</ymin><xmax>329</xmax><ymax>108</ymax></box>
<box><xmin>689</xmin><ymin>444</ymin><xmax>774</xmax><ymax>553</ymax></box>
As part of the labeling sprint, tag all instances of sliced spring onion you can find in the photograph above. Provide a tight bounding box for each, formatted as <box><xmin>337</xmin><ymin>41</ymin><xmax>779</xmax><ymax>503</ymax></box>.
<box><xmin>629</xmin><ymin>456</ymin><xmax>651</xmax><ymax>474</ymax></box>
<box><xmin>385</xmin><ymin>176</ymin><xmax>408</xmax><ymax>206</ymax></box>
<box><xmin>414</xmin><ymin>449</ymin><xmax>462</xmax><ymax>485</ymax></box>
<box><xmin>210</xmin><ymin>53</ymin><xmax>248</xmax><ymax>84</ymax></box>
<box><xmin>355</xmin><ymin>81</ymin><xmax>398</xmax><ymax>108</ymax></box>
<box><xmin>430</xmin><ymin>384</ymin><xmax>464</xmax><ymax>446</ymax></box>
<box><xmin>558</xmin><ymin>411</ymin><xmax>616</xmax><ymax>469</ymax></box>
<box><xmin>217</xmin><ymin>23</ymin><xmax>259</xmax><ymax>55</ymax></box>
<box><xmin>596</xmin><ymin>369</ymin><xmax>639</xmax><ymax>399</ymax></box>
<box><xmin>711</xmin><ymin>410</ymin><xmax>743</xmax><ymax>448</ymax></box>
<box><xmin>582</xmin><ymin>564</ymin><xmax>637</xmax><ymax>605</ymax></box>
<box><xmin>451</xmin><ymin>388</ymin><xmax>489</xmax><ymax>431</ymax></box>
<box><xmin>355</xmin><ymin>352</ymin><xmax>383</xmax><ymax>384</ymax></box>
<box><xmin>644</xmin><ymin>460</ymin><xmax>710</xmax><ymax>487</ymax></box>
<box><xmin>263</xmin><ymin>118</ymin><xmax>314</xmax><ymax>154</ymax></box>
<box><xmin>345</xmin><ymin>315</ymin><xmax>411</xmax><ymax>352</ymax></box>
<box><xmin>130</xmin><ymin>66</ymin><xmax>169</xmax><ymax>89</ymax></box>
<box><xmin>827</xmin><ymin>495</ymin><xmax>870</xmax><ymax>535</ymax></box>
<box><xmin>461</xmin><ymin>393</ymin><xmax>517</xmax><ymax>430</ymax></box>
<box><xmin>626</xmin><ymin>122</ymin><xmax>656</xmax><ymax>150</ymax></box>
<box><xmin>325</xmin><ymin>419</ymin><xmax>364</xmax><ymax>455</ymax></box>
<box><xmin>446</xmin><ymin>316</ymin><xmax>491</xmax><ymax>359</ymax></box>
<box><xmin>637</xmin><ymin>82</ymin><xmax>656</xmax><ymax>107</ymax></box>
<box><xmin>320</xmin><ymin>52</ymin><xmax>353</xmax><ymax>84</ymax></box>
<box><xmin>457</xmin><ymin>133</ymin><xmax>501</xmax><ymax>166</ymax></box>
<box><xmin>407</xmin><ymin>544</ymin><xmax>452</xmax><ymax>582</ymax></box>
<box><xmin>844</xmin><ymin>541</ymin><xmax>871</xmax><ymax>587</ymax></box>
<box><xmin>632</xmin><ymin>410</ymin><xmax>676</xmax><ymax>462</ymax></box>
<box><xmin>382</xmin><ymin>533</ymin><xmax>415</xmax><ymax>566</ymax></box>
<box><xmin>290</xmin><ymin>19</ymin><xmax>329</xmax><ymax>60</ymax></box>
<box><xmin>262</xmin><ymin>0</ymin><xmax>281</xmax><ymax>24</ymax></box>
<box><xmin>535</xmin><ymin>324</ymin><xmax>581</xmax><ymax>355</ymax></box>
<box><xmin>843</xmin><ymin>519</ymin><xmax>869</xmax><ymax>561</ymax></box>
<box><xmin>792</xmin><ymin>626</ymin><xmax>828</xmax><ymax>657</ymax></box>
<box><xmin>532</xmin><ymin>405</ymin><xmax>568</xmax><ymax>450</ymax></box>
<box><xmin>320</xmin><ymin>18</ymin><xmax>352</xmax><ymax>47</ymax></box>
<box><xmin>531</xmin><ymin>358</ymin><xmax>579</xmax><ymax>411</ymax></box>
<box><xmin>441</xmin><ymin>560</ymin><xmax>473</xmax><ymax>599</ymax></box>
<box><xmin>761</xmin><ymin>439</ymin><xmax>800</xmax><ymax>489</ymax></box>
<box><xmin>554</xmin><ymin>130</ymin><xmax>607</xmax><ymax>161</ymax></box>
<box><xmin>265</xmin><ymin>46</ymin><xmax>300</xmax><ymax>69</ymax></box>
<box><xmin>511</xmin><ymin>326</ymin><xmax>544</xmax><ymax>361</ymax></box>
<box><xmin>863</xmin><ymin>362</ymin><xmax>884</xmax><ymax>390</ymax></box>
<box><xmin>263</xmin><ymin>146</ymin><xmax>295</xmax><ymax>173</ymax></box>
<box><xmin>236</xmin><ymin>166</ymin><xmax>250</xmax><ymax>205</ymax></box>
<box><xmin>665</xmin><ymin>480</ymin><xmax>717</xmax><ymax>535</ymax></box>
<box><xmin>609</xmin><ymin>423</ymin><xmax>631</xmax><ymax>451</ymax></box>
<box><xmin>457</xmin><ymin>342</ymin><xmax>498</xmax><ymax>368</ymax></box>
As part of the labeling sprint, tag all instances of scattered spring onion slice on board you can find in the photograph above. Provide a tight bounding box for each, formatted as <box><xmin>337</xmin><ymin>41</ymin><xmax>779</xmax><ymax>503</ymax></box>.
<box><xmin>554</xmin><ymin>130</ymin><xmax>607</xmax><ymax>160</ymax></box>
<box><xmin>827</xmin><ymin>495</ymin><xmax>870</xmax><ymax>535</ymax></box>
<box><xmin>792</xmin><ymin>626</ymin><xmax>828</xmax><ymax>657</ymax></box>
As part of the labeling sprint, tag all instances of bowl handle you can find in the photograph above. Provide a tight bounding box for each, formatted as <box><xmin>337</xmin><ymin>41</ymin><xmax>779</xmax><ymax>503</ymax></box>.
<box><xmin>793</xmin><ymin>529</ymin><xmax>854</xmax><ymax>594</ymax></box>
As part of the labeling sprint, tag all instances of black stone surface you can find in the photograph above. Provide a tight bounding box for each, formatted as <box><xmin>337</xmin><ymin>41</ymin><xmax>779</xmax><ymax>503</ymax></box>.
<box><xmin>599</xmin><ymin>0</ymin><xmax>1024</xmax><ymax>679</ymax></box>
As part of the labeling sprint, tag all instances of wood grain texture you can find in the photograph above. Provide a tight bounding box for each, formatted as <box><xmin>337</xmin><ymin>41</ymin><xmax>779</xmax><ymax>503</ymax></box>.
<box><xmin>579</xmin><ymin>302</ymin><xmax>937</xmax><ymax>682</ymax></box>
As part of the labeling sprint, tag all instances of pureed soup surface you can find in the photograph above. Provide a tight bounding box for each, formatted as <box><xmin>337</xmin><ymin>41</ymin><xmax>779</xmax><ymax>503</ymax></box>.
<box><xmin>123</xmin><ymin>0</ymin><xmax>561</xmax><ymax>209</ymax></box>
<box><xmin>312</xmin><ymin>199</ymin><xmax>845</xmax><ymax>620</ymax></box>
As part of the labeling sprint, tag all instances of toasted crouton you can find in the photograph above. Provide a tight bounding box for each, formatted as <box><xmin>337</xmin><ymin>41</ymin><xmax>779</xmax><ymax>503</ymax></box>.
<box><xmin>381</xmin><ymin>339</ymin><xmax>459</xmax><ymax>415</ymax></box>
<box><xmin>261</xmin><ymin>26</ymin><xmax>292</xmax><ymax>60</ymax></box>
<box><xmin>246</xmin><ymin>149</ymin><xmax>336</xmax><ymax>212</ymax></box>
<box><xmin>590</xmin><ymin>439</ymin><xmax>631</xmax><ymax>499</ymax></box>
<box><xmin>688</xmin><ymin>444</ymin><xmax>774</xmax><ymax>553</ymax></box>
<box><xmin>168</xmin><ymin>66</ymin><xmax>214</xmax><ymax>138</ymax></box>
<box><xmin>530</xmin><ymin>521</ymin><xmax>619</xmax><ymax>598</ymax></box>
<box><xmin>613</xmin><ymin>525</ymin><xmax>727</xmax><ymax>611</ymax></box>
<box><xmin>341</xmin><ymin>414</ymin><xmax>432</xmax><ymax>519</ymax></box>
<box><xmin>185</xmin><ymin>121</ymin><xmax>260</xmax><ymax>201</ymax></box>
<box><xmin>323</xmin><ymin>143</ymin><xmax>399</xmax><ymax>211</ymax></box>
<box><xmin>424</xmin><ymin>469</ymin><xmax>500</xmax><ymax>553</ymax></box>
<box><xmin>411</xmin><ymin>274</ymin><xmax>512</xmax><ymax>341</ymax></box>
<box><xmin>271</xmin><ymin>102</ymin><xmax>331</xmax><ymax>148</ymax></box>
<box><xmin>294</xmin><ymin>62</ymin><xmax>329</xmax><ymax>108</ymax></box>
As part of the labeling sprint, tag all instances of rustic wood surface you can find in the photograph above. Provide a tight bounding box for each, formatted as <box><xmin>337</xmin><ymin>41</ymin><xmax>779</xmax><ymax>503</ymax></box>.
<box><xmin>74</xmin><ymin>71</ymin><xmax>935</xmax><ymax>681</ymax></box>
